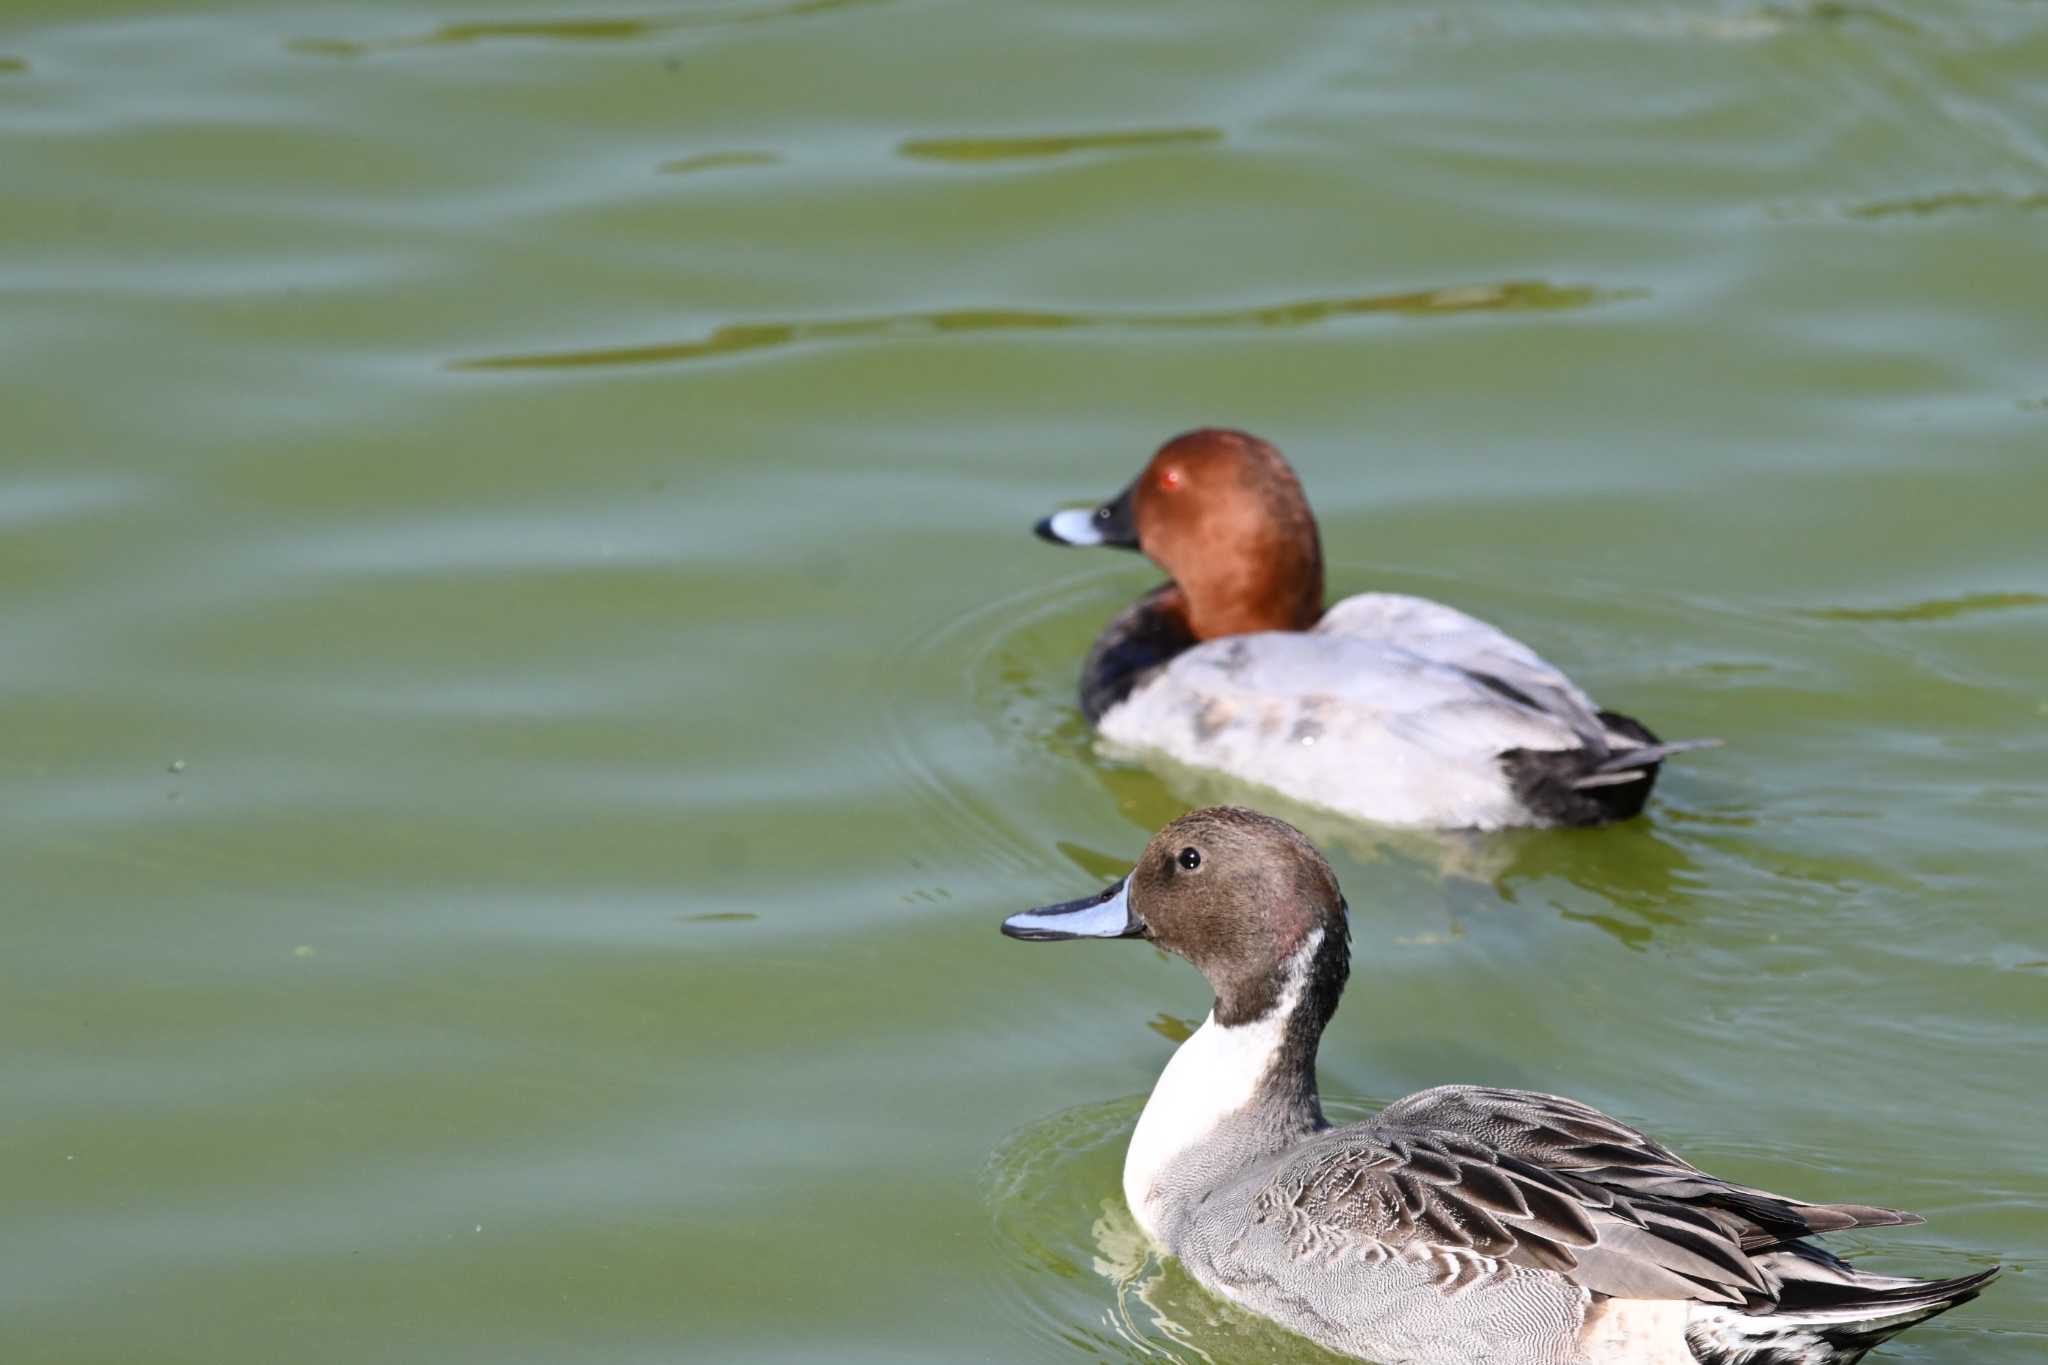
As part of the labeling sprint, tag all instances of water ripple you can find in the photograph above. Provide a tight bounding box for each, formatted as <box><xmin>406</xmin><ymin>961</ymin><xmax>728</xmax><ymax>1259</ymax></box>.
<box><xmin>657</xmin><ymin>150</ymin><xmax>780</xmax><ymax>176</ymax></box>
<box><xmin>451</xmin><ymin>280</ymin><xmax>1636</xmax><ymax>373</ymax></box>
<box><xmin>287</xmin><ymin>0</ymin><xmax>887</xmax><ymax>58</ymax></box>
<box><xmin>900</xmin><ymin>127</ymin><xmax>1222</xmax><ymax>164</ymax></box>
<box><xmin>1848</xmin><ymin>189</ymin><xmax>2048</xmax><ymax>221</ymax></box>
<box><xmin>1799</xmin><ymin>591</ymin><xmax>2048</xmax><ymax>624</ymax></box>
<box><xmin>868</xmin><ymin>570</ymin><xmax>1104</xmax><ymax>880</ymax></box>
<box><xmin>1752</xmin><ymin>1</ymin><xmax>1923</xmax><ymax>37</ymax></box>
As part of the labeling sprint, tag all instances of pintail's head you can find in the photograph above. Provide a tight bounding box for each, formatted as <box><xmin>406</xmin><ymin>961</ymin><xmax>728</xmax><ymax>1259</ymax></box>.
<box><xmin>1002</xmin><ymin>806</ymin><xmax>1348</xmax><ymax>1028</ymax></box>
<box><xmin>1033</xmin><ymin>429</ymin><xmax>1325</xmax><ymax>642</ymax></box>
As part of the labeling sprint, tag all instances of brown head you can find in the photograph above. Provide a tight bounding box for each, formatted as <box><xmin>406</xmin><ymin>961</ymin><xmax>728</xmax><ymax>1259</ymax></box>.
<box><xmin>1001</xmin><ymin>806</ymin><xmax>1349</xmax><ymax>1027</ymax></box>
<box><xmin>1033</xmin><ymin>429</ymin><xmax>1326</xmax><ymax>640</ymax></box>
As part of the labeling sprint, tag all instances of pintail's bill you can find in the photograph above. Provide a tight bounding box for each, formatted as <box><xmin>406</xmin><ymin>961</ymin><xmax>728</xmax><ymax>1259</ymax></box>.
<box><xmin>1001</xmin><ymin>876</ymin><xmax>1142</xmax><ymax>941</ymax></box>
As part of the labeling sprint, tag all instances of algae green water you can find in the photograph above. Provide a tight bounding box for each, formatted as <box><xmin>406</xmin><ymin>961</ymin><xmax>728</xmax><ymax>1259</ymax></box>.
<box><xmin>2</xmin><ymin>1</ymin><xmax>2042</xmax><ymax>1361</ymax></box>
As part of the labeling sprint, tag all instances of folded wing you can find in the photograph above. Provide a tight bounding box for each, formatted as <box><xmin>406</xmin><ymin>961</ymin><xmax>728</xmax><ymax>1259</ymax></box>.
<box><xmin>1247</xmin><ymin>1085</ymin><xmax>1922</xmax><ymax>1309</ymax></box>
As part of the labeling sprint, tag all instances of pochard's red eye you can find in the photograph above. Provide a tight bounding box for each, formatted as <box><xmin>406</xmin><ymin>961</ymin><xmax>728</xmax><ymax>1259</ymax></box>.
<box><xmin>1159</xmin><ymin>467</ymin><xmax>1183</xmax><ymax>492</ymax></box>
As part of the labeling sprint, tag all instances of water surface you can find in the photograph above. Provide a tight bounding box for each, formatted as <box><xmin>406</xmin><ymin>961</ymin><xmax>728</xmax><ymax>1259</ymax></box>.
<box><xmin>2</xmin><ymin>1</ymin><xmax>2043</xmax><ymax>1361</ymax></box>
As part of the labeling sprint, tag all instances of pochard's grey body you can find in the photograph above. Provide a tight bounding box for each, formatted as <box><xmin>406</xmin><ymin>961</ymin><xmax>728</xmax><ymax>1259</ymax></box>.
<box><xmin>1002</xmin><ymin>808</ymin><xmax>1996</xmax><ymax>1365</ymax></box>
<box><xmin>1032</xmin><ymin>430</ymin><xmax>1718</xmax><ymax>831</ymax></box>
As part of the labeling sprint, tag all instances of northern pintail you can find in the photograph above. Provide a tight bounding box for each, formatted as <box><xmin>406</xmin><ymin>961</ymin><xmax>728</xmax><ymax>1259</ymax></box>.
<box><xmin>1001</xmin><ymin>807</ymin><xmax>1996</xmax><ymax>1364</ymax></box>
<box><xmin>1034</xmin><ymin>429</ymin><xmax>1715</xmax><ymax>829</ymax></box>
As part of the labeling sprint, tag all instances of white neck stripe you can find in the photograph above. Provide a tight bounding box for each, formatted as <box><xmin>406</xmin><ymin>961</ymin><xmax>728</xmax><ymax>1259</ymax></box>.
<box><xmin>1122</xmin><ymin>930</ymin><xmax>1322</xmax><ymax>1242</ymax></box>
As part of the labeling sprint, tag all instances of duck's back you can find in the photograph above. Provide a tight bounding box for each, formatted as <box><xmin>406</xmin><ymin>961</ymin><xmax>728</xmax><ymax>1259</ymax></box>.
<box><xmin>1096</xmin><ymin>594</ymin><xmax>1607</xmax><ymax>830</ymax></box>
<box><xmin>1316</xmin><ymin>594</ymin><xmax>1607</xmax><ymax>733</ymax></box>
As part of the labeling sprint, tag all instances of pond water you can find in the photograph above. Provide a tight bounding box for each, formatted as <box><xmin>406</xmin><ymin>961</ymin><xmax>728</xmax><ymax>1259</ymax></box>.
<box><xmin>2</xmin><ymin>1</ymin><xmax>2042</xmax><ymax>1361</ymax></box>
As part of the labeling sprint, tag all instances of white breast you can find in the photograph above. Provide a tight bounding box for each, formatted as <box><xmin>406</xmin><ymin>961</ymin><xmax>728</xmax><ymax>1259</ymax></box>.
<box><xmin>1121</xmin><ymin>1011</ymin><xmax>1282</xmax><ymax>1241</ymax></box>
<box><xmin>1122</xmin><ymin>933</ymin><xmax>1316</xmax><ymax>1243</ymax></box>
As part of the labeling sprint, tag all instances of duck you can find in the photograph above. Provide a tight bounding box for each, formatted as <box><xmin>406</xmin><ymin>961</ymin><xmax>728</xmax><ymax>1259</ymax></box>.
<box><xmin>1033</xmin><ymin>428</ymin><xmax>1715</xmax><ymax>830</ymax></box>
<box><xmin>1000</xmin><ymin>806</ymin><xmax>1997</xmax><ymax>1365</ymax></box>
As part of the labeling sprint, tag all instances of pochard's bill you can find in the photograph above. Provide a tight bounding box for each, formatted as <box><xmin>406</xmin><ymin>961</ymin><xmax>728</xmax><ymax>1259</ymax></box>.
<box><xmin>1033</xmin><ymin>429</ymin><xmax>1717</xmax><ymax>831</ymax></box>
<box><xmin>1002</xmin><ymin>806</ymin><xmax>1999</xmax><ymax>1365</ymax></box>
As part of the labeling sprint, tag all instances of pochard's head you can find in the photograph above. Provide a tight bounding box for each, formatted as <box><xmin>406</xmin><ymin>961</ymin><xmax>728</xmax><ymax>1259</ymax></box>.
<box><xmin>1002</xmin><ymin>806</ymin><xmax>1348</xmax><ymax>1027</ymax></box>
<box><xmin>1032</xmin><ymin>427</ymin><xmax>1318</xmax><ymax>642</ymax></box>
<box><xmin>1034</xmin><ymin>429</ymin><xmax>1325</xmax><ymax>641</ymax></box>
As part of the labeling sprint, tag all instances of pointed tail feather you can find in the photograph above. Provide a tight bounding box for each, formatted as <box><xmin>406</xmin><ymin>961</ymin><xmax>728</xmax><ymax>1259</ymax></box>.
<box><xmin>1572</xmin><ymin>767</ymin><xmax>1651</xmax><ymax>790</ymax></box>
<box><xmin>1773</xmin><ymin>1263</ymin><xmax>1999</xmax><ymax>1322</ymax></box>
<box><xmin>1688</xmin><ymin>1263</ymin><xmax>1999</xmax><ymax>1364</ymax></box>
<box><xmin>1580</xmin><ymin>736</ymin><xmax>1723</xmax><ymax>782</ymax></box>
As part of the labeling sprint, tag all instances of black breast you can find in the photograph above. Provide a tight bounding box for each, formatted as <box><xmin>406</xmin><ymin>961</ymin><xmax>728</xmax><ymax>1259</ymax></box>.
<box><xmin>1079</xmin><ymin>583</ymin><xmax>1198</xmax><ymax>723</ymax></box>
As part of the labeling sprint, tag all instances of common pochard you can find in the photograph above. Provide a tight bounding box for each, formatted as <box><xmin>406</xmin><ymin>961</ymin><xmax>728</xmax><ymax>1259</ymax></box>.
<box><xmin>1002</xmin><ymin>806</ymin><xmax>1998</xmax><ymax>1365</ymax></box>
<box><xmin>1035</xmin><ymin>429</ymin><xmax>1713</xmax><ymax>831</ymax></box>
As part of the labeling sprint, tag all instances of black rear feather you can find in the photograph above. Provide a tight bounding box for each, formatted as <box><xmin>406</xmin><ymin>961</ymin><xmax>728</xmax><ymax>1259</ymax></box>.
<box><xmin>1500</xmin><ymin>710</ymin><xmax>1667</xmax><ymax>826</ymax></box>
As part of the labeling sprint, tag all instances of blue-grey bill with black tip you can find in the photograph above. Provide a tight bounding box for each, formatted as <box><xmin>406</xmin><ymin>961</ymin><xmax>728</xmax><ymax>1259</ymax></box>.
<box><xmin>1032</xmin><ymin>481</ymin><xmax>1139</xmax><ymax>550</ymax></box>
<box><xmin>1000</xmin><ymin>876</ymin><xmax>1142</xmax><ymax>941</ymax></box>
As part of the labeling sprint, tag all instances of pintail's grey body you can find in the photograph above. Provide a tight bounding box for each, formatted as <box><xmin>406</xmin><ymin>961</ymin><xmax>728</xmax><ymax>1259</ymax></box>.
<box><xmin>1003</xmin><ymin>807</ymin><xmax>1997</xmax><ymax>1365</ymax></box>
<box><xmin>1140</xmin><ymin>1057</ymin><xmax>1990</xmax><ymax>1365</ymax></box>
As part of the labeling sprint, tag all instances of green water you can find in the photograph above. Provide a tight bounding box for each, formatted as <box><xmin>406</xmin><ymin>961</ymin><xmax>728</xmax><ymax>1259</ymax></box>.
<box><xmin>2</xmin><ymin>1</ymin><xmax>2042</xmax><ymax>1361</ymax></box>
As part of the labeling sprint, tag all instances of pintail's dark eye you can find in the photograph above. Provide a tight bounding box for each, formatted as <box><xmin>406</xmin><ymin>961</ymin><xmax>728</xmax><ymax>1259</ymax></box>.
<box><xmin>1178</xmin><ymin>847</ymin><xmax>1201</xmax><ymax>871</ymax></box>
